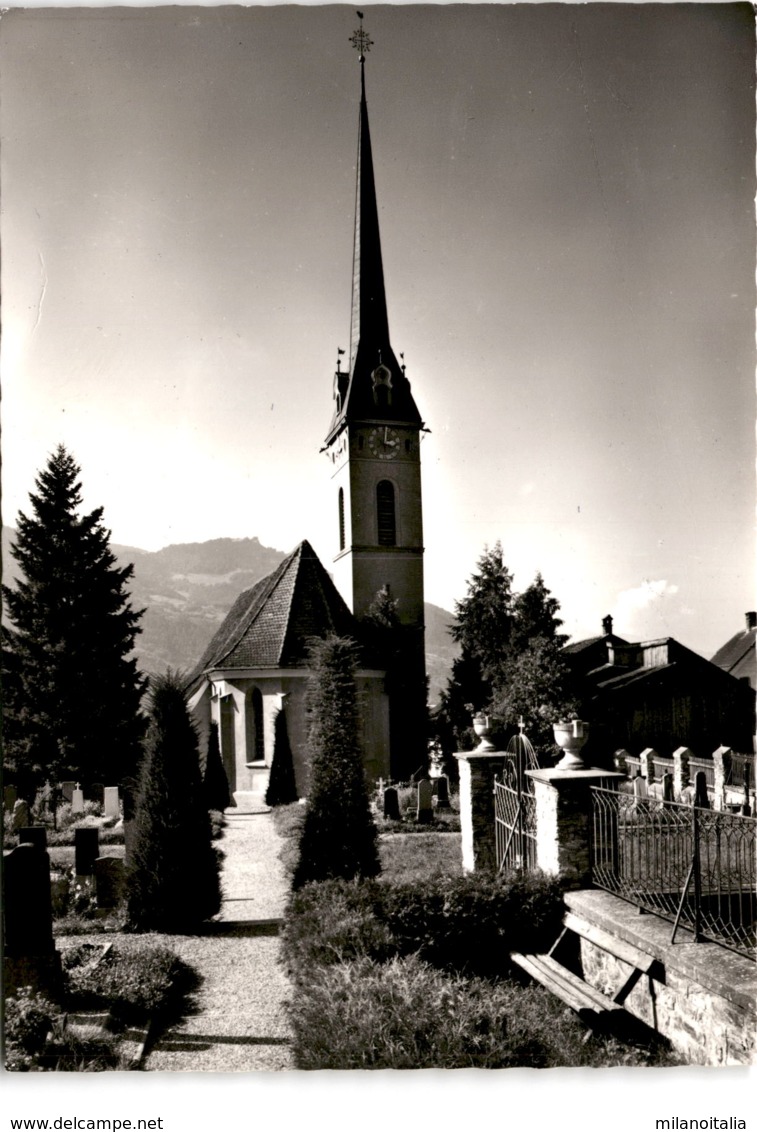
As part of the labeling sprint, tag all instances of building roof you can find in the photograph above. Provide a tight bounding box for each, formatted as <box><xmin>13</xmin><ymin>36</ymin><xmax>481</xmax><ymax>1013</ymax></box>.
<box><xmin>187</xmin><ymin>540</ymin><xmax>360</xmax><ymax>685</ymax></box>
<box><xmin>710</xmin><ymin>617</ymin><xmax>756</xmax><ymax>687</ymax></box>
<box><xmin>326</xmin><ymin>59</ymin><xmax>422</xmax><ymax>442</ymax></box>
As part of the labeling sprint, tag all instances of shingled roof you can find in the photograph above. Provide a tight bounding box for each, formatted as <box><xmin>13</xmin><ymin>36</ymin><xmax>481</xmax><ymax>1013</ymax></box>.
<box><xmin>710</xmin><ymin>614</ymin><xmax>756</xmax><ymax>687</ymax></box>
<box><xmin>187</xmin><ymin>540</ymin><xmax>360</xmax><ymax>685</ymax></box>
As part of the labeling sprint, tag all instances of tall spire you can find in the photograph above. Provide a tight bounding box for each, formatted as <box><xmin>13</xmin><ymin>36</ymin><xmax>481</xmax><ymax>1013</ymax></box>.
<box><xmin>328</xmin><ymin>18</ymin><xmax>421</xmax><ymax>437</ymax></box>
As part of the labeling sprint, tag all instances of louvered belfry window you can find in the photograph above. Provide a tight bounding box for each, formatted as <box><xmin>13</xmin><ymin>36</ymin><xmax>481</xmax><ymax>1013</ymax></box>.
<box><xmin>376</xmin><ymin>480</ymin><xmax>396</xmax><ymax>546</ymax></box>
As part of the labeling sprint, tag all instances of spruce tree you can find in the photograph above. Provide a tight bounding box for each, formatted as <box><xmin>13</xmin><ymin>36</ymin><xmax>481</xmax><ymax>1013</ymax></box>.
<box><xmin>127</xmin><ymin>672</ymin><xmax>221</xmax><ymax>932</ymax></box>
<box><xmin>265</xmin><ymin>709</ymin><xmax>298</xmax><ymax>807</ymax></box>
<box><xmin>293</xmin><ymin>636</ymin><xmax>380</xmax><ymax>889</ymax></box>
<box><xmin>2</xmin><ymin>446</ymin><xmax>147</xmax><ymax>792</ymax></box>
<box><xmin>203</xmin><ymin>720</ymin><xmax>231</xmax><ymax>813</ymax></box>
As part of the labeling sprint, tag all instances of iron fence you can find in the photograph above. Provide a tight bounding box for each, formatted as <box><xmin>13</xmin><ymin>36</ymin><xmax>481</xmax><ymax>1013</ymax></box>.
<box><xmin>591</xmin><ymin>786</ymin><xmax>756</xmax><ymax>960</ymax></box>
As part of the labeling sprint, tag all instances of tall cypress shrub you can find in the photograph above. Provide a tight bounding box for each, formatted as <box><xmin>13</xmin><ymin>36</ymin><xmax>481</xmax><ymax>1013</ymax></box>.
<box><xmin>293</xmin><ymin>636</ymin><xmax>380</xmax><ymax>889</ymax></box>
<box><xmin>127</xmin><ymin>672</ymin><xmax>221</xmax><ymax>932</ymax></box>
<box><xmin>265</xmin><ymin>709</ymin><xmax>299</xmax><ymax>807</ymax></box>
<box><xmin>203</xmin><ymin>720</ymin><xmax>231</xmax><ymax>813</ymax></box>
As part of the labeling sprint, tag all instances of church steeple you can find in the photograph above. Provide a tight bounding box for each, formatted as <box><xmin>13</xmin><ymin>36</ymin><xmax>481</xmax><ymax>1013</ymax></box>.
<box><xmin>327</xmin><ymin>26</ymin><xmax>422</xmax><ymax>441</ymax></box>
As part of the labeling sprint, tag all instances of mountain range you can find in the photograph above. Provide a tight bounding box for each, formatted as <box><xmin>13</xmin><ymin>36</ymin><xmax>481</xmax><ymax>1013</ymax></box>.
<box><xmin>2</xmin><ymin>530</ymin><xmax>458</xmax><ymax>704</ymax></box>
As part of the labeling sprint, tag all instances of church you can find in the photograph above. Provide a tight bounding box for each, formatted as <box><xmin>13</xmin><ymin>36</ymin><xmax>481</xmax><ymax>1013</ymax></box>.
<box><xmin>187</xmin><ymin>26</ymin><xmax>428</xmax><ymax>805</ymax></box>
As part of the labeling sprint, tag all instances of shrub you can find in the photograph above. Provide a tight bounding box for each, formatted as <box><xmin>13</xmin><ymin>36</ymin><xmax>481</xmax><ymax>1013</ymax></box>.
<box><xmin>265</xmin><ymin>709</ymin><xmax>299</xmax><ymax>807</ymax></box>
<box><xmin>208</xmin><ymin>810</ymin><xmax>225</xmax><ymax>841</ymax></box>
<box><xmin>3</xmin><ymin>988</ymin><xmax>57</xmax><ymax>1070</ymax></box>
<box><xmin>126</xmin><ymin>672</ymin><xmax>221</xmax><ymax>932</ymax></box>
<box><xmin>293</xmin><ymin>637</ymin><xmax>380</xmax><ymax>888</ymax></box>
<box><xmin>282</xmin><ymin>872</ymin><xmax>564</xmax><ymax>981</ymax></box>
<box><xmin>203</xmin><ymin>721</ymin><xmax>230</xmax><ymax>814</ymax></box>
<box><xmin>287</xmin><ymin>955</ymin><xmax>550</xmax><ymax>1069</ymax></box>
<box><xmin>65</xmin><ymin>942</ymin><xmax>199</xmax><ymax>1028</ymax></box>
<box><xmin>271</xmin><ymin>802</ymin><xmax>306</xmax><ymax>877</ymax></box>
<box><xmin>282</xmin><ymin>880</ymin><xmax>393</xmax><ymax>977</ymax></box>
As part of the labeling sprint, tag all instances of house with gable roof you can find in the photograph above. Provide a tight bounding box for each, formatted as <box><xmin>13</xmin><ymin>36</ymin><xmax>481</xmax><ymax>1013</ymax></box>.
<box><xmin>187</xmin><ymin>540</ymin><xmax>389</xmax><ymax>806</ymax></box>
<box><xmin>564</xmin><ymin>615</ymin><xmax>755</xmax><ymax>762</ymax></box>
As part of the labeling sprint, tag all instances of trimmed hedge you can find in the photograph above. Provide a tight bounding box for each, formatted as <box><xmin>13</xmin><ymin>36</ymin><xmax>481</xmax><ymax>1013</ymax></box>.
<box><xmin>282</xmin><ymin>871</ymin><xmax>565</xmax><ymax>981</ymax></box>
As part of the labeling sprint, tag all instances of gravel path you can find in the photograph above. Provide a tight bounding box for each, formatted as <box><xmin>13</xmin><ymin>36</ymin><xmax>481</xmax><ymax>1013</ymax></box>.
<box><xmin>143</xmin><ymin>810</ymin><xmax>294</xmax><ymax>1072</ymax></box>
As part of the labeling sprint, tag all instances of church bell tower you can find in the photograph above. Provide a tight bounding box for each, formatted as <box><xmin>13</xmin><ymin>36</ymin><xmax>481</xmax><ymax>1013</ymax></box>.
<box><xmin>323</xmin><ymin>20</ymin><xmax>427</xmax><ymax>778</ymax></box>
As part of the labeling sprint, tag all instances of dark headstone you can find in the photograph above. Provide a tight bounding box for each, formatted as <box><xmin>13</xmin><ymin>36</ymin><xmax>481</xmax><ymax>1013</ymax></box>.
<box><xmin>11</xmin><ymin>799</ymin><xmax>30</xmax><ymax>832</ymax></box>
<box><xmin>18</xmin><ymin>826</ymin><xmax>48</xmax><ymax>852</ymax></box>
<box><xmin>94</xmin><ymin>857</ymin><xmax>125</xmax><ymax>911</ymax></box>
<box><xmin>88</xmin><ymin>783</ymin><xmax>105</xmax><ymax>805</ymax></box>
<box><xmin>383</xmin><ymin>786</ymin><xmax>401</xmax><ymax>821</ymax></box>
<box><xmin>60</xmin><ymin>781</ymin><xmax>76</xmax><ymax>803</ymax></box>
<box><xmin>662</xmin><ymin>773</ymin><xmax>674</xmax><ymax>804</ymax></box>
<box><xmin>416</xmin><ymin>778</ymin><xmax>434</xmax><ymax>824</ymax></box>
<box><xmin>4</xmin><ymin>784</ymin><xmax>18</xmax><ymax>813</ymax></box>
<box><xmin>3</xmin><ymin>844</ymin><xmax>62</xmax><ymax>1001</ymax></box>
<box><xmin>433</xmin><ymin>775</ymin><xmax>451</xmax><ymax>809</ymax></box>
<box><xmin>693</xmin><ymin>771</ymin><xmax>710</xmax><ymax>809</ymax></box>
<box><xmin>74</xmin><ymin>827</ymin><xmax>100</xmax><ymax>876</ymax></box>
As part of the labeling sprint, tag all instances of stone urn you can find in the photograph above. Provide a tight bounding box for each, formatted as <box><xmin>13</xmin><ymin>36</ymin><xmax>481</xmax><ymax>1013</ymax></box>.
<box><xmin>553</xmin><ymin>719</ymin><xmax>589</xmax><ymax>770</ymax></box>
<box><xmin>472</xmin><ymin>713</ymin><xmax>496</xmax><ymax>752</ymax></box>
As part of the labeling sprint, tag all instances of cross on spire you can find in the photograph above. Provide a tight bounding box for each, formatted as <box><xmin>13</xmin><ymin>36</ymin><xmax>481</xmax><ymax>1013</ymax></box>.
<box><xmin>349</xmin><ymin>13</ymin><xmax>374</xmax><ymax>61</ymax></box>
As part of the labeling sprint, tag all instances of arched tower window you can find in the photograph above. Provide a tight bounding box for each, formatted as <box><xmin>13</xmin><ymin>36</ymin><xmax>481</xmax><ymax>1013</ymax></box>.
<box><xmin>376</xmin><ymin>480</ymin><xmax>396</xmax><ymax>547</ymax></box>
<box><xmin>245</xmin><ymin>687</ymin><xmax>265</xmax><ymax>763</ymax></box>
<box><xmin>338</xmin><ymin>487</ymin><xmax>345</xmax><ymax>551</ymax></box>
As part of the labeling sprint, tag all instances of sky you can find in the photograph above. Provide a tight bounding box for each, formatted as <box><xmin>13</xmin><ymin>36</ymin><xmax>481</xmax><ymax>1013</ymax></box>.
<box><xmin>1</xmin><ymin>2</ymin><xmax>755</xmax><ymax>664</ymax></box>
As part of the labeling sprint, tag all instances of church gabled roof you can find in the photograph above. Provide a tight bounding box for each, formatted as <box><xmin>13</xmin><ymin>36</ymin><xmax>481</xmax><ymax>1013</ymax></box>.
<box><xmin>326</xmin><ymin>55</ymin><xmax>422</xmax><ymax>442</ymax></box>
<box><xmin>187</xmin><ymin>540</ymin><xmax>360</xmax><ymax>683</ymax></box>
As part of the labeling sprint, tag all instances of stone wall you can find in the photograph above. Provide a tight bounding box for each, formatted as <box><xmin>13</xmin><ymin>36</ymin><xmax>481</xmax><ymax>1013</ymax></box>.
<box><xmin>566</xmin><ymin>890</ymin><xmax>756</xmax><ymax>1066</ymax></box>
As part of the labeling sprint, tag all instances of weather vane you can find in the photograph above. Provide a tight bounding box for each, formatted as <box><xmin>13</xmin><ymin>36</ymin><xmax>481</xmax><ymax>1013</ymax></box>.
<box><xmin>349</xmin><ymin>11</ymin><xmax>374</xmax><ymax>61</ymax></box>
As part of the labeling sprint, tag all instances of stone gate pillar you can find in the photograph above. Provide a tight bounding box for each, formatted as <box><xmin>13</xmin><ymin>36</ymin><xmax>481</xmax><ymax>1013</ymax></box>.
<box><xmin>454</xmin><ymin>750</ymin><xmax>508</xmax><ymax>873</ymax></box>
<box><xmin>525</xmin><ymin>767</ymin><xmax>624</xmax><ymax>888</ymax></box>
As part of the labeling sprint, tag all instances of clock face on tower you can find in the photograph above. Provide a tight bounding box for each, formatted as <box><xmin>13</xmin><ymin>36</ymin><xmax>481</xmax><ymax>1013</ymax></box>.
<box><xmin>368</xmin><ymin>426</ymin><xmax>400</xmax><ymax>460</ymax></box>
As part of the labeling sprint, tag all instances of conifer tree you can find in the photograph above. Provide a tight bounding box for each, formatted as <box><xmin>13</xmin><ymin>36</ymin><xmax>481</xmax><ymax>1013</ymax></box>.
<box><xmin>2</xmin><ymin>446</ymin><xmax>146</xmax><ymax>792</ymax></box>
<box><xmin>293</xmin><ymin>636</ymin><xmax>380</xmax><ymax>889</ymax></box>
<box><xmin>127</xmin><ymin>672</ymin><xmax>221</xmax><ymax>932</ymax></box>
<box><xmin>203</xmin><ymin>720</ymin><xmax>231</xmax><ymax>813</ymax></box>
<box><xmin>265</xmin><ymin>708</ymin><xmax>299</xmax><ymax>807</ymax></box>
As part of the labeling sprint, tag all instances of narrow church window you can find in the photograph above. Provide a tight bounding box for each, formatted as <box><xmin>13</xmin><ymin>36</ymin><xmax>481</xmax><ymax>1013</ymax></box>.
<box><xmin>245</xmin><ymin>686</ymin><xmax>265</xmax><ymax>763</ymax></box>
<box><xmin>376</xmin><ymin>480</ymin><xmax>396</xmax><ymax>546</ymax></box>
<box><xmin>338</xmin><ymin>487</ymin><xmax>345</xmax><ymax>551</ymax></box>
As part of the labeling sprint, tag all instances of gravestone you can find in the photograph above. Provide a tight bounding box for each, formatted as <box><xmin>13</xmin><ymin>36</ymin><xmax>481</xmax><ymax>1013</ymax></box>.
<box><xmin>94</xmin><ymin>857</ymin><xmax>125</xmax><ymax>912</ymax></box>
<box><xmin>4</xmin><ymin>784</ymin><xmax>18</xmax><ymax>812</ymax></box>
<box><xmin>11</xmin><ymin>799</ymin><xmax>30</xmax><ymax>833</ymax></box>
<box><xmin>433</xmin><ymin>775</ymin><xmax>451</xmax><ymax>810</ymax></box>
<box><xmin>71</xmin><ymin>786</ymin><xmax>85</xmax><ymax>814</ymax></box>
<box><xmin>3</xmin><ymin>843</ymin><xmax>62</xmax><ymax>1001</ymax></box>
<box><xmin>18</xmin><ymin>826</ymin><xmax>48</xmax><ymax>852</ymax></box>
<box><xmin>416</xmin><ymin>778</ymin><xmax>434</xmax><ymax>824</ymax></box>
<box><xmin>60</xmin><ymin>781</ymin><xmax>76</xmax><ymax>803</ymax></box>
<box><xmin>632</xmin><ymin>775</ymin><xmax>649</xmax><ymax>813</ymax></box>
<box><xmin>88</xmin><ymin>783</ymin><xmax>105</xmax><ymax>805</ymax></box>
<box><xmin>74</xmin><ymin>827</ymin><xmax>100</xmax><ymax>876</ymax></box>
<box><xmin>103</xmin><ymin>787</ymin><xmax>120</xmax><ymax>820</ymax></box>
<box><xmin>383</xmin><ymin>786</ymin><xmax>401</xmax><ymax>822</ymax></box>
<box><xmin>662</xmin><ymin>773</ymin><xmax>674</xmax><ymax>804</ymax></box>
<box><xmin>693</xmin><ymin>771</ymin><xmax>710</xmax><ymax>809</ymax></box>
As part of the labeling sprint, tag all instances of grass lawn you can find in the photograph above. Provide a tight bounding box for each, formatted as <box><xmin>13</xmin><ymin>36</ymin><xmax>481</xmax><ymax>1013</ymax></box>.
<box><xmin>379</xmin><ymin>832</ymin><xmax>462</xmax><ymax>882</ymax></box>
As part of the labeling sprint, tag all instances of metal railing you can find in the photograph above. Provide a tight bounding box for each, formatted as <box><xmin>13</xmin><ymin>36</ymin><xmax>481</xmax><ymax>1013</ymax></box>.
<box><xmin>591</xmin><ymin>786</ymin><xmax>756</xmax><ymax>960</ymax></box>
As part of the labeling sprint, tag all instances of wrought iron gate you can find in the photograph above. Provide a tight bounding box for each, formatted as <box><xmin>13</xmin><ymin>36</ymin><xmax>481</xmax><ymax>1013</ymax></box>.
<box><xmin>494</xmin><ymin>728</ymin><xmax>539</xmax><ymax>873</ymax></box>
